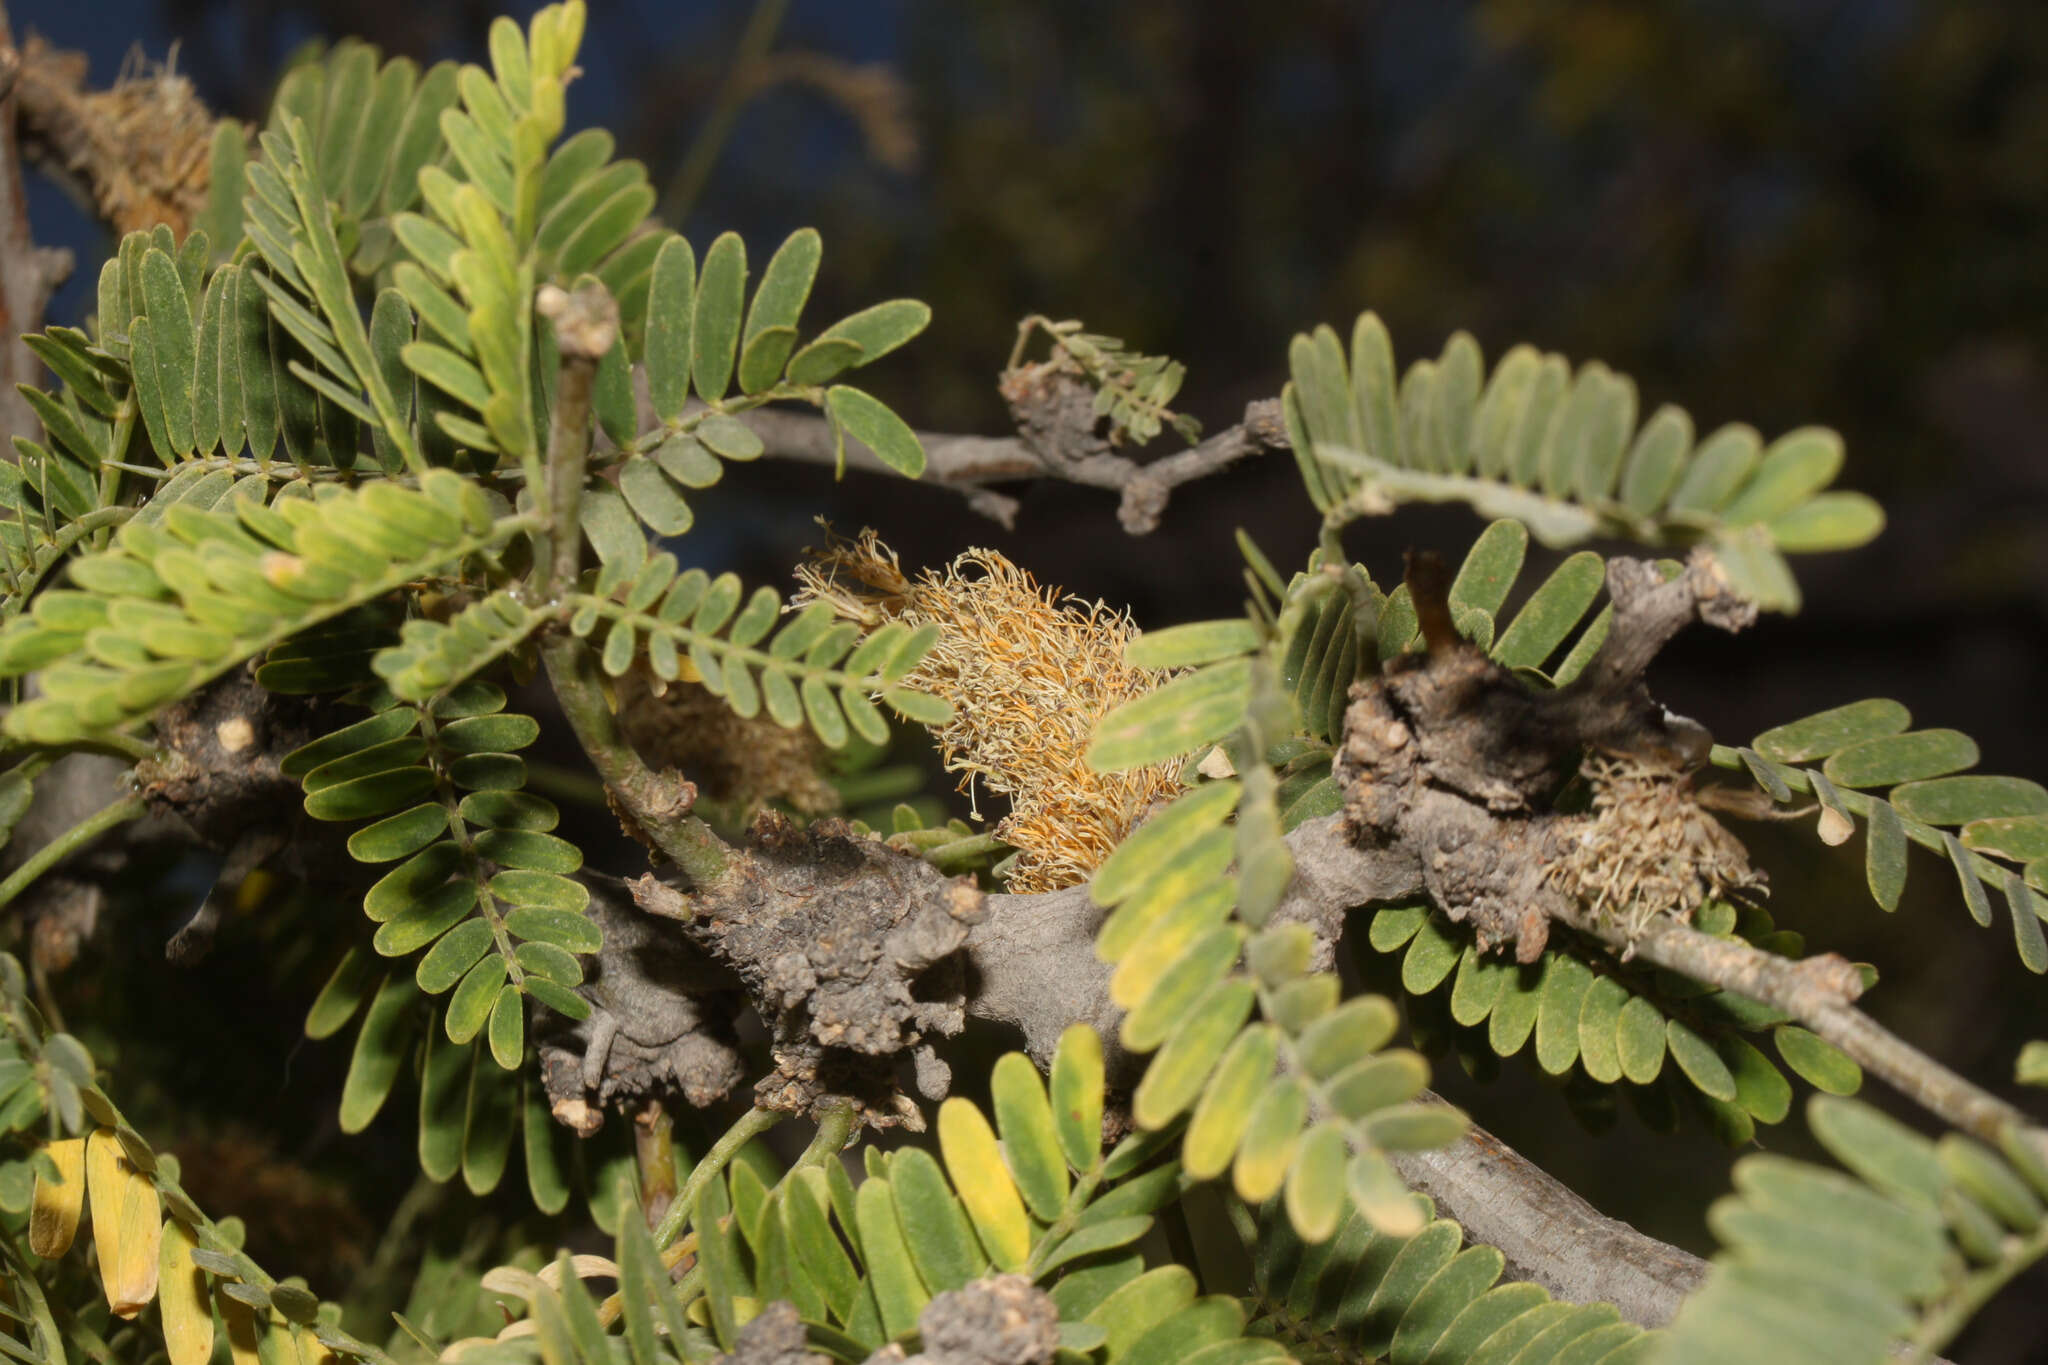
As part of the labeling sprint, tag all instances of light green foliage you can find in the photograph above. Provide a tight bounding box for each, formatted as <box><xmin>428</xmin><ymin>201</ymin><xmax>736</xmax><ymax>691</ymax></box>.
<box><xmin>0</xmin><ymin>951</ymin><xmax>393</xmax><ymax>1365</ymax></box>
<box><xmin>623</xmin><ymin>227</ymin><xmax>932</xmax><ymax>498</ymax></box>
<box><xmin>1007</xmin><ymin>317</ymin><xmax>1202</xmax><ymax>447</ymax></box>
<box><xmin>1714</xmin><ymin>701</ymin><xmax>2048</xmax><ymax>971</ymax></box>
<box><xmin>1084</xmin><ymin>538</ymin><xmax>1476</xmax><ymax>1246</ymax></box>
<box><xmin>1245</xmin><ymin>1192</ymin><xmax>1660</xmax><ymax>1364</ymax></box>
<box><xmin>424</xmin><ymin>1028</ymin><xmax>1280</xmax><ymax>1364</ymax></box>
<box><xmin>284</xmin><ymin>671</ymin><xmax>588</xmax><ymax>1094</ymax></box>
<box><xmin>1663</xmin><ymin>1096</ymin><xmax>2048</xmax><ymax>1364</ymax></box>
<box><xmin>0</xmin><ymin>470</ymin><xmax>512</xmax><ymax>743</ymax></box>
<box><xmin>3</xmin><ymin>4</ymin><xmax>2045</xmax><ymax>1364</ymax></box>
<box><xmin>1283</xmin><ymin>314</ymin><xmax>1882</xmax><ymax>610</ymax></box>
<box><xmin>1354</xmin><ymin>899</ymin><xmax>1839</xmax><ymax>1145</ymax></box>
<box><xmin>0</xmin><ymin>0</ymin><xmax>943</xmax><ymax>1227</ymax></box>
<box><xmin>564</xmin><ymin>561</ymin><xmax>947</xmax><ymax>742</ymax></box>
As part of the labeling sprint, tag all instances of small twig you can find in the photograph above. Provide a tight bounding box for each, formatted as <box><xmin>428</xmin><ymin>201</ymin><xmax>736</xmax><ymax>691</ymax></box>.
<box><xmin>0</xmin><ymin>789</ymin><xmax>143</xmax><ymax>912</ymax></box>
<box><xmin>1389</xmin><ymin>1094</ymin><xmax>1707</xmax><ymax>1326</ymax></box>
<box><xmin>534</xmin><ymin>282</ymin><xmax>617</xmax><ymax>600</ymax></box>
<box><xmin>1556</xmin><ymin>902</ymin><xmax>2031</xmax><ymax>1144</ymax></box>
<box><xmin>536</xmin><ymin>280</ymin><xmax>734</xmax><ymax>886</ymax></box>
<box><xmin>702</xmin><ymin>397</ymin><xmax>1289</xmax><ymax>534</ymax></box>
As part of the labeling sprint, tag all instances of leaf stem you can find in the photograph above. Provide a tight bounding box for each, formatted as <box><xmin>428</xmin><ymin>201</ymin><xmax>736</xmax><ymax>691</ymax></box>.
<box><xmin>1707</xmin><ymin>744</ymin><xmax>2030</xmax><ymax>904</ymax></box>
<box><xmin>1909</xmin><ymin>1216</ymin><xmax>2048</xmax><ymax>1359</ymax></box>
<box><xmin>0</xmin><ymin>790</ymin><xmax>144</xmax><ymax>911</ymax></box>
<box><xmin>651</xmin><ymin>1106</ymin><xmax>787</xmax><ymax>1250</ymax></box>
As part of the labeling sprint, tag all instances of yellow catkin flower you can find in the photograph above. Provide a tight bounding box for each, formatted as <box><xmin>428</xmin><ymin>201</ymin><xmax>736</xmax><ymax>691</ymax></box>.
<box><xmin>795</xmin><ymin>526</ymin><xmax>1184</xmax><ymax>893</ymax></box>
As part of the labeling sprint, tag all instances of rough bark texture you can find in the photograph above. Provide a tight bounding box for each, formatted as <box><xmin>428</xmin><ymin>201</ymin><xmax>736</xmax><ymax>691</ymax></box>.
<box><xmin>713</xmin><ymin>1301</ymin><xmax>827</xmax><ymax>1365</ymax></box>
<box><xmin>536</xmin><ymin>883</ymin><xmax>747</xmax><ymax>1137</ymax></box>
<box><xmin>8</xmin><ymin>28</ymin><xmax>216</xmax><ymax>240</ymax></box>
<box><xmin>518</xmin><ymin>551</ymin><xmax>1793</xmax><ymax>1332</ymax></box>
<box><xmin>0</xmin><ymin>9</ymin><xmax>72</xmax><ymax>448</ymax></box>
<box><xmin>624</xmin><ymin>813</ymin><xmax>984</xmax><ymax>1129</ymax></box>
<box><xmin>902</xmin><ymin>1275</ymin><xmax>1060</xmax><ymax>1365</ymax></box>
<box><xmin>1337</xmin><ymin>550</ymin><xmax>1760</xmax><ymax>962</ymax></box>
<box><xmin>1390</xmin><ymin>1112</ymin><xmax>1708</xmax><ymax>1326</ymax></box>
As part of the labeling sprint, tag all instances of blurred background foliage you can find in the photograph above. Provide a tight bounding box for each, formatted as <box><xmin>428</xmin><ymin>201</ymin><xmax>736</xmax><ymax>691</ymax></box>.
<box><xmin>8</xmin><ymin>0</ymin><xmax>2048</xmax><ymax>1358</ymax></box>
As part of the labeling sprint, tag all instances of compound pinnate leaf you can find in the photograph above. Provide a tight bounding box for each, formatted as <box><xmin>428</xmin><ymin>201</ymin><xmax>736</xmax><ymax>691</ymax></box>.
<box><xmin>990</xmin><ymin>1052</ymin><xmax>1069</xmax><ymax>1220</ymax></box>
<box><xmin>85</xmin><ymin>1126</ymin><xmax>161</xmax><ymax>1317</ymax></box>
<box><xmin>1051</xmin><ymin>1023</ymin><xmax>1106</xmax><ymax>1174</ymax></box>
<box><xmin>446</xmin><ymin>954</ymin><xmax>507</xmax><ymax>1045</ymax></box>
<box><xmin>503</xmin><ymin>906</ymin><xmax>602</xmax><ymax>952</ymax></box>
<box><xmin>690</xmin><ymin>231</ymin><xmax>745</xmax><ymax>403</ymax></box>
<box><xmin>811</xmin><ymin>298</ymin><xmax>930</xmax><ymax>372</ymax></box>
<box><xmin>487</xmin><ymin>983</ymin><xmax>524</xmax><ymax>1069</ymax></box>
<box><xmin>1131</xmin><ymin>979</ymin><xmax>1254</xmax><ymax>1128</ymax></box>
<box><xmin>305</xmin><ymin>946</ymin><xmax>378</xmax><ymax>1040</ymax></box>
<box><xmin>28</xmin><ymin>1137</ymin><xmax>84</xmax><ymax>1258</ymax></box>
<box><xmin>1823</xmin><ymin>729</ymin><xmax>1979</xmax><ymax>788</ymax></box>
<box><xmin>1892</xmin><ymin>776</ymin><xmax>2048</xmax><ymax>826</ymax></box>
<box><xmin>1284</xmin><ymin>1122</ymin><xmax>1349</xmax><ymax>1244</ymax></box>
<box><xmin>1616</xmin><ymin>995</ymin><xmax>1666</xmax><ymax>1085</ymax></box>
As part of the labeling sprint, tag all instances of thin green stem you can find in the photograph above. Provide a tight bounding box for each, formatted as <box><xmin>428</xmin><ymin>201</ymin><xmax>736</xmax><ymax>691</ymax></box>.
<box><xmin>662</xmin><ymin>0</ymin><xmax>792</xmax><ymax>224</ymax></box>
<box><xmin>652</xmin><ymin>1106</ymin><xmax>788</xmax><ymax>1250</ymax></box>
<box><xmin>1709</xmin><ymin>744</ymin><xmax>2023</xmax><ymax>893</ymax></box>
<box><xmin>786</xmin><ymin>1101</ymin><xmax>856</xmax><ymax>1179</ymax></box>
<box><xmin>90</xmin><ymin>406</ymin><xmax>136</xmax><ymax>549</ymax></box>
<box><xmin>1023</xmin><ymin>1158</ymin><xmax>1113</xmax><ymax>1279</ymax></box>
<box><xmin>62</xmin><ymin>731</ymin><xmax>164</xmax><ymax>764</ymax></box>
<box><xmin>1909</xmin><ymin>1215</ymin><xmax>2048</xmax><ymax>1359</ymax></box>
<box><xmin>0</xmin><ymin>506</ymin><xmax>136</xmax><ymax>617</ymax></box>
<box><xmin>0</xmin><ymin>792</ymin><xmax>145</xmax><ymax>912</ymax></box>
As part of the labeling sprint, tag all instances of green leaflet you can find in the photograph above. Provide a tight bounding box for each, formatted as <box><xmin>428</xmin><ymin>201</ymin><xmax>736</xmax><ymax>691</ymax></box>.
<box><xmin>1086</xmin><ymin>658</ymin><xmax>1251</xmax><ymax>773</ymax></box>
<box><xmin>0</xmin><ymin>471</ymin><xmax>508</xmax><ymax>742</ymax></box>
<box><xmin>1716</xmin><ymin>702</ymin><xmax>2048</xmax><ymax>968</ymax></box>
<box><xmin>826</xmin><ymin>385</ymin><xmax>926</xmax><ymax>478</ymax></box>
<box><xmin>567</xmin><ymin>576</ymin><xmax>945</xmax><ymax>750</ymax></box>
<box><xmin>1285</xmin><ymin>314</ymin><xmax>1876</xmax><ymax>609</ymax></box>
<box><xmin>1663</xmin><ymin>1095</ymin><xmax>2048</xmax><ymax>1365</ymax></box>
<box><xmin>1246</xmin><ymin>1189</ymin><xmax>1654</xmax><ymax>1364</ymax></box>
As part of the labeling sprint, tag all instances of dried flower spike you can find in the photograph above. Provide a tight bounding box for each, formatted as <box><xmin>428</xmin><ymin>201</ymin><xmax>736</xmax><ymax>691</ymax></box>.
<box><xmin>796</xmin><ymin>525</ymin><xmax>1184</xmax><ymax>892</ymax></box>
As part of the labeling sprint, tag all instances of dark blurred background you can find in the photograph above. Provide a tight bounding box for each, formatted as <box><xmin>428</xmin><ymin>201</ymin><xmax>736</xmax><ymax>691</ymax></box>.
<box><xmin>11</xmin><ymin>0</ymin><xmax>2048</xmax><ymax>1358</ymax></box>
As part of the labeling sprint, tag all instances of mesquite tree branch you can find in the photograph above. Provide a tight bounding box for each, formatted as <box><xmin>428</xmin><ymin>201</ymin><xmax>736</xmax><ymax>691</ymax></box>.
<box><xmin>1555</xmin><ymin>902</ymin><xmax>2032</xmax><ymax>1144</ymax></box>
<box><xmin>629</xmin><ymin>379</ymin><xmax>1291</xmax><ymax>533</ymax></box>
<box><xmin>1389</xmin><ymin>1105</ymin><xmax>1708</xmax><ymax>1326</ymax></box>
<box><xmin>732</xmin><ymin>397</ymin><xmax>1290</xmax><ymax>534</ymax></box>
